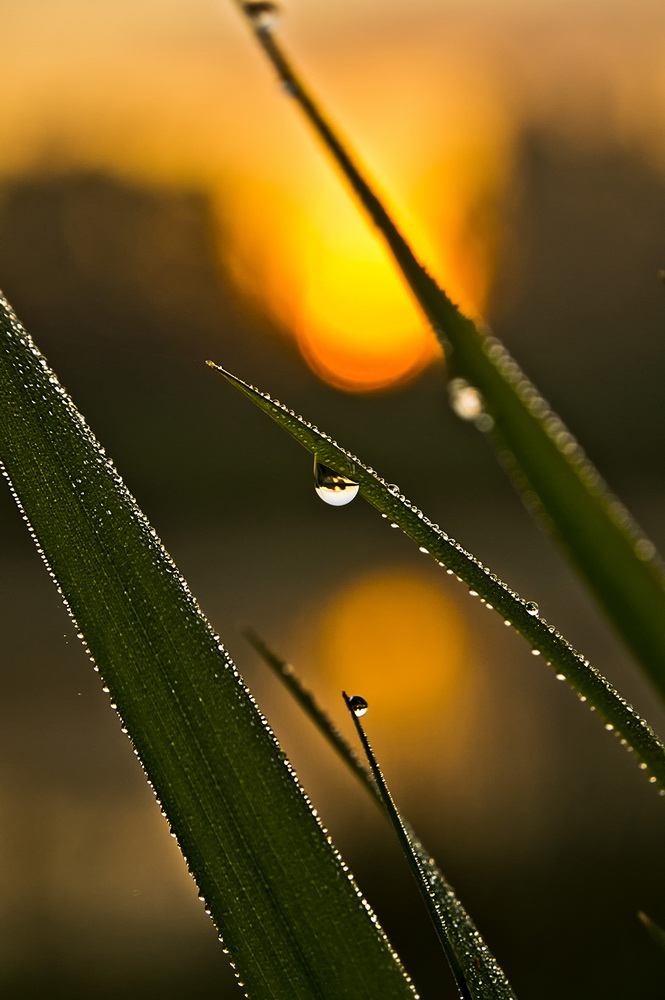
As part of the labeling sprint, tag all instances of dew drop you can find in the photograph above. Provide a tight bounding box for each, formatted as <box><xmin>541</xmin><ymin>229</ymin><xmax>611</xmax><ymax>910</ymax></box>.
<box><xmin>348</xmin><ymin>695</ymin><xmax>368</xmax><ymax>717</ymax></box>
<box><xmin>448</xmin><ymin>378</ymin><xmax>484</xmax><ymax>421</ymax></box>
<box><xmin>243</xmin><ymin>1</ymin><xmax>280</xmax><ymax>31</ymax></box>
<box><xmin>525</xmin><ymin>601</ymin><xmax>539</xmax><ymax>616</ymax></box>
<box><xmin>314</xmin><ymin>459</ymin><xmax>359</xmax><ymax>506</ymax></box>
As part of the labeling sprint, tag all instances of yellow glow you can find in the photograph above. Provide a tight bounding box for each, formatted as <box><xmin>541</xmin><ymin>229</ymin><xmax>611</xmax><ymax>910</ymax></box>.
<box><xmin>297</xmin><ymin>245</ymin><xmax>438</xmax><ymax>392</ymax></box>
<box><xmin>3</xmin><ymin>3</ymin><xmax>661</xmax><ymax>395</ymax></box>
<box><xmin>221</xmin><ymin>117</ymin><xmax>510</xmax><ymax>393</ymax></box>
<box><xmin>206</xmin><ymin>33</ymin><xmax>516</xmax><ymax>394</ymax></box>
<box><xmin>316</xmin><ymin>566</ymin><xmax>468</xmax><ymax>735</ymax></box>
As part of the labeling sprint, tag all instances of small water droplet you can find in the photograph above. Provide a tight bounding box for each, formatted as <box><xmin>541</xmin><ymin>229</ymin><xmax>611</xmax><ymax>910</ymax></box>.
<box><xmin>531</xmin><ymin>648</ymin><xmax>541</xmax><ymax>656</ymax></box>
<box><xmin>634</xmin><ymin>538</ymin><xmax>656</xmax><ymax>561</ymax></box>
<box><xmin>243</xmin><ymin>1</ymin><xmax>280</xmax><ymax>31</ymax></box>
<box><xmin>525</xmin><ymin>601</ymin><xmax>539</xmax><ymax>616</ymax></box>
<box><xmin>349</xmin><ymin>695</ymin><xmax>368</xmax><ymax>717</ymax></box>
<box><xmin>314</xmin><ymin>459</ymin><xmax>359</xmax><ymax>506</ymax></box>
<box><xmin>448</xmin><ymin>378</ymin><xmax>484</xmax><ymax>421</ymax></box>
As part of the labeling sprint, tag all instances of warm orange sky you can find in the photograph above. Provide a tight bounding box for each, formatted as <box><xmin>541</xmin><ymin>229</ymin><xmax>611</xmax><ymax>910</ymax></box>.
<box><xmin>3</xmin><ymin>0</ymin><xmax>665</xmax><ymax>389</ymax></box>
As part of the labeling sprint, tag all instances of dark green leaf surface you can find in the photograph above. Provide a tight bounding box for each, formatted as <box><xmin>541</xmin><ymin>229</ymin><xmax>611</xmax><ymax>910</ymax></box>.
<box><xmin>211</xmin><ymin>363</ymin><xmax>665</xmax><ymax>791</ymax></box>
<box><xmin>247</xmin><ymin>631</ymin><xmax>518</xmax><ymax>999</ymax></box>
<box><xmin>0</xmin><ymin>295</ymin><xmax>418</xmax><ymax>1000</ymax></box>
<box><xmin>235</xmin><ymin>12</ymin><xmax>665</xmax><ymax>700</ymax></box>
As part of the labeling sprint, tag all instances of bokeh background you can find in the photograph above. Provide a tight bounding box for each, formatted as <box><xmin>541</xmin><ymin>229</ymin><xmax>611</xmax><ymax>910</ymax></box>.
<box><xmin>2</xmin><ymin>0</ymin><xmax>665</xmax><ymax>996</ymax></box>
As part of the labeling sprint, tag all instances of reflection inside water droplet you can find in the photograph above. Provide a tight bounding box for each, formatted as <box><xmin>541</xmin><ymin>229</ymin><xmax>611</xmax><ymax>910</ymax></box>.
<box><xmin>349</xmin><ymin>695</ymin><xmax>368</xmax><ymax>717</ymax></box>
<box><xmin>314</xmin><ymin>459</ymin><xmax>359</xmax><ymax>506</ymax></box>
<box><xmin>243</xmin><ymin>1</ymin><xmax>280</xmax><ymax>30</ymax></box>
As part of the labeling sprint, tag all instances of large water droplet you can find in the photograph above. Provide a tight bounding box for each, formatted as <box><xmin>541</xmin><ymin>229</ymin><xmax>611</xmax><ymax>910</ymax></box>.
<box><xmin>525</xmin><ymin>601</ymin><xmax>539</xmax><ymax>616</ymax></box>
<box><xmin>349</xmin><ymin>695</ymin><xmax>368</xmax><ymax>717</ymax></box>
<box><xmin>243</xmin><ymin>1</ymin><xmax>280</xmax><ymax>31</ymax></box>
<box><xmin>314</xmin><ymin>459</ymin><xmax>359</xmax><ymax>506</ymax></box>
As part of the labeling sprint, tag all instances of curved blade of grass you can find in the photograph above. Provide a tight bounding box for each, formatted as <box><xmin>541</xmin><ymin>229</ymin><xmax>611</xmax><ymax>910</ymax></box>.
<box><xmin>0</xmin><ymin>294</ymin><xmax>420</xmax><ymax>1000</ymax></box>
<box><xmin>245</xmin><ymin>629</ymin><xmax>518</xmax><ymax>999</ymax></box>
<box><xmin>244</xmin><ymin>629</ymin><xmax>376</xmax><ymax>798</ymax></box>
<box><xmin>638</xmin><ymin>912</ymin><xmax>665</xmax><ymax>954</ymax></box>
<box><xmin>209</xmin><ymin>362</ymin><xmax>665</xmax><ymax>791</ymax></box>
<box><xmin>232</xmin><ymin>9</ymin><xmax>665</xmax><ymax>700</ymax></box>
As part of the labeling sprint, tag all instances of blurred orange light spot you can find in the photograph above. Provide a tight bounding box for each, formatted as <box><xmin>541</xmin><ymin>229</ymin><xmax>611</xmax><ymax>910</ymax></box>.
<box><xmin>297</xmin><ymin>251</ymin><xmax>438</xmax><ymax>392</ymax></box>
<box><xmin>317</xmin><ymin>567</ymin><xmax>467</xmax><ymax>735</ymax></box>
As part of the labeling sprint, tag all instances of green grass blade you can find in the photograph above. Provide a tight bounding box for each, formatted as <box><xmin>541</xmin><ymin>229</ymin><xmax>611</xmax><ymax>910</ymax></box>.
<box><xmin>0</xmin><ymin>294</ymin><xmax>419</xmax><ymax>1000</ymax></box>
<box><xmin>245</xmin><ymin>629</ymin><xmax>376</xmax><ymax>799</ymax></box>
<box><xmin>343</xmin><ymin>691</ymin><xmax>472</xmax><ymax>1000</ymax></box>
<box><xmin>233</xmin><ymin>11</ymin><xmax>665</xmax><ymax>700</ymax></box>
<box><xmin>246</xmin><ymin>630</ymin><xmax>518</xmax><ymax>999</ymax></box>
<box><xmin>209</xmin><ymin>362</ymin><xmax>665</xmax><ymax>791</ymax></box>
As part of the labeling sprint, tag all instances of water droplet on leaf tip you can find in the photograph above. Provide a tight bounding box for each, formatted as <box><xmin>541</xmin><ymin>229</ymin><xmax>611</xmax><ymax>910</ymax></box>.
<box><xmin>314</xmin><ymin>459</ymin><xmax>359</xmax><ymax>506</ymax></box>
<box><xmin>348</xmin><ymin>695</ymin><xmax>368</xmax><ymax>717</ymax></box>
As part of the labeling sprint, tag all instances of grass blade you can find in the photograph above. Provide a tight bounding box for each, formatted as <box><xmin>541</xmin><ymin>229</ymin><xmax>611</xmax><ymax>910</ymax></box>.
<box><xmin>245</xmin><ymin>629</ymin><xmax>376</xmax><ymax>798</ymax></box>
<box><xmin>0</xmin><ymin>294</ymin><xmax>419</xmax><ymax>1000</ymax></box>
<box><xmin>246</xmin><ymin>630</ymin><xmax>518</xmax><ymax>999</ymax></box>
<box><xmin>232</xmin><ymin>9</ymin><xmax>665</xmax><ymax>700</ymax></box>
<box><xmin>343</xmin><ymin>691</ymin><xmax>472</xmax><ymax>1000</ymax></box>
<box><xmin>210</xmin><ymin>362</ymin><xmax>665</xmax><ymax>791</ymax></box>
